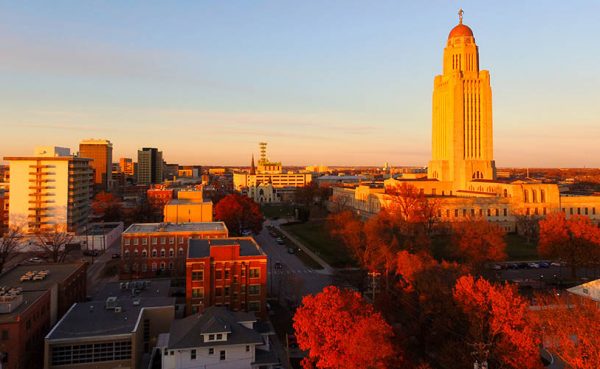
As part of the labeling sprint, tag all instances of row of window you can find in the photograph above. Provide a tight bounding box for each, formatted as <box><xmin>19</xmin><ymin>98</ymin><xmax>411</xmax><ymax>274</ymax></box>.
<box><xmin>51</xmin><ymin>341</ymin><xmax>131</xmax><ymax>366</ymax></box>
<box><xmin>191</xmin><ymin>267</ymin><xmax>261</xmax><ymax>282</ymax></box>
<box><xmin>439</xmin><ymin>208</ymin><xmax>509</xmax><ymax>218</ymax></box>
<box><xmin>563</xmin><ymin>207</ymin><xmax>596</xmax><ymax>216</ymax></box>
<box><xmin>523</xmin><ymin>189</ymin><xmax>547</xmax><ymax>203</ymax></box>
<box><xmin>124</xmin><ymin>248</ymin><xmax>184</xmax><ymax>258</ymax></box>
<box><xmin>125</xmin><ymin>236</ymin><xmax>185</xmax><ymax>246</ymax></box>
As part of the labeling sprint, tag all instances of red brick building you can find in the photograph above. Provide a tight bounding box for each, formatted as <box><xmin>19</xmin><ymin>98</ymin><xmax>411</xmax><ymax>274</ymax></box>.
<box><xmin>121</xmin><ymin>222</ymin><xmax>229</xmax><ymax>279</ymax></box>
<box><xmin>185</xmin><ymin>237</ymin><xmax>268</xmax><ymax>318</ymax></box>
<box><xmin>0</xmin><ymin>263</ymin><xmax>87</xmax><ymax>369</ymax></box>
<box><xmin>147</xmin><ymin>187</ymin><xmax>174</xmax><ymax>220</ymax></box>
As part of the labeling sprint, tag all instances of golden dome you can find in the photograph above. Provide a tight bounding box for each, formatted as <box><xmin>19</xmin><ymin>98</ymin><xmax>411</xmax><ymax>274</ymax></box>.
<box><xmin>448</xmin><ymin>23</ymin><xmax>474</xmax><ymax>39</ymax></box>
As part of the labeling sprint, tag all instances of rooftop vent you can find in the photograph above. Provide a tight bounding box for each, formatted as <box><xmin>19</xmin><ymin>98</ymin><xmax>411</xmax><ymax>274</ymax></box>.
<box><xmin>105</xmin><ymin>296</ymin><xmax>119</xmax><ymax>310</ymax></box>
<box><xmin>19</xmin><ymin>270</ymin><xmax>50</xmax><ymax>282</ymax></box>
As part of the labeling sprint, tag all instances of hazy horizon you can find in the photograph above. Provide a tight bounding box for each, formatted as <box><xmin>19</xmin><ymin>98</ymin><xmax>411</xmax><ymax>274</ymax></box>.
<box><xmin>2</xmin><ymin>1</ymin><xmax>599</xmax><ymax>167</ymax></box>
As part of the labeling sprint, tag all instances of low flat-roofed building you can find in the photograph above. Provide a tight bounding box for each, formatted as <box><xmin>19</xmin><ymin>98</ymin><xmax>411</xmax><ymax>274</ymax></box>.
<box><xmin>0</xmin><ymin>262</ymin><xmax>87</xmax><ymax>369</ymax></box>
<box><xmin>156</xmin><ymin>306</ymin><xmax>279</xmax><ymax>369</ymax></box>
<box><xmin>44</xmin><ymin>293</ymin><xmax>175</xmax><ymax>369</ymax></box>
<box><xmin>186</xmin><ymin>238</ymin><xmax>268</xmax><ymax>317</ymax></box>
<box><xmin>163</xmin><ymin>189</ymin><xmax>213</xmax><ymax>223</ymax></box>
<box><xmin>121</xmin><ymin>222</ymin><xmax>228</xmax><ymax>279</ymax></box>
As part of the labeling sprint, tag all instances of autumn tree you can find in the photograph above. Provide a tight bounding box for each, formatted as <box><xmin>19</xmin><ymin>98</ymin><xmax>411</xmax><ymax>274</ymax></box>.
<box><xmin>538</xmin><ymin>212</ymin><xmax>600</xmax><ymax>278</ymax></box>
<box><xmin>34</xmin><ymin>226</ymin><xmax>75</xmax><ymax>263</ymax></box>
<box><xmin>0</xmin><ymin>227</ymin><xmax>24</xmax><ymax>272</ymax></box>
<box><xmin>450</xmin><ymin>218</ymin><xmax>507</xmax><ymax>270</ymax></box>
<box><xmin>293</xmin><ymin>286</ymin><xmax>396</xmax><ymax>369</ymax></box>
<box><xmin>214</xmin><ymin>194</ymin><xmax>263</xmax><ymax>235</ymax></box>
<box><xmin>535</xmin><ymin>294</ymin><xmax>600</xmax><ymax>369</ymax></box>
<box><xmin>513</xmin><ymin>209</ymin><xmax>540</xmax><ymax>244</ymax></box>
<box><xmin>92</xmin><ymin>191</ymin><xmax>123</xmax><ymax>222</ymax></box>
<box><xmin>453</xmin><ymin>275</ymin><xmax>542</xmax><ymax>369</ymax></box>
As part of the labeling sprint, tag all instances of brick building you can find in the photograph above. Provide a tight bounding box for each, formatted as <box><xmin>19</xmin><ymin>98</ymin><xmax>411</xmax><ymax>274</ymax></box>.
<box><xmin>121</xmin><ymin>222</ymin><xmax>228</xmax><ymax>279</ymax></box>
<box><xmin>185</xmin><ymin>238</ymin><xmax>268</xmax><ymax>318</ymax></box>
<box><xmin>0</xmin><ymin>263</ymin><xmax>87</xmax><ymax>369</ymax></box>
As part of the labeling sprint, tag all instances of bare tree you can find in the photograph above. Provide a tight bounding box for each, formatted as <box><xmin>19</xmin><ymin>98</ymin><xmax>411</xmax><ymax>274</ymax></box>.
<box><xmin>0</xmin><ymin>227</ymin><xmax>24</xmax><ymax>272</ymax></box>
<box><xmin>34</xmin><ymin>226</ymin><xmax>75</xmax><ymax>263</ymax></box>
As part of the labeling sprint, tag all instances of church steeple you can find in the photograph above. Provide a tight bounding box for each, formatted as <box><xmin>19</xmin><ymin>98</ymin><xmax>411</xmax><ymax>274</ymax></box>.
<box><xmin>250</xmin><ymin>154</ymin><xmax>256</xmax><ymax>175</ymax></box>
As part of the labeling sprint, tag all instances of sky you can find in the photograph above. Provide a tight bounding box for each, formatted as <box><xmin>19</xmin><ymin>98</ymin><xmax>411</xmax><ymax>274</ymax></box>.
<box><xmin>1</xmin><ymin>1</ymin><xmax>599</xmax><ymax>167</ymax></box>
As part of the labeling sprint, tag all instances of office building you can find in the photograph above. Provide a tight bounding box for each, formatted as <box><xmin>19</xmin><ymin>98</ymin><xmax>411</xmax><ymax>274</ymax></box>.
<box><xmin>137</xmin><ymin>148</ymin><xmax>163</xmax><ymax>185</ymax></box>
<box><xmin>119</xmin><ymin>157</ymin><xmax>135</xmax><ymax>177</ymax></box>
<box><xmin>120</xmin><ymin>222</ymin><xmax>229</xmax><ymax>278</ymax></box>
<box><xmin>79</xmin><ymin>139</ymin><xmax>113</xmax><ymax>191</ymax></box>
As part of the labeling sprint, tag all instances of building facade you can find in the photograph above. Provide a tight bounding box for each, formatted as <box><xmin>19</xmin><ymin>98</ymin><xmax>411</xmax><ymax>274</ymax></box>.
<box><xmin>120</xmin><ymin>222</ymin><xmax>229</xmax><ymax>279</ymax></box>
<box><xmin>185</xmin><ymin>238</ymin><xmax>268</xmax><ymax>317</ymax></box>
<box><xmin>163</xmin><ymin>189</ymin><xmax>213</xmax><ymax>223</ymax></box>
<box><xmin>79</xmin><ymin>139</ymin><xmax>113</xmax><ymax>191</ymax></box>
<box><xmin>4</xmin><ymin>147</ymin><xmax>93</xmax><ymax>233</ymax></box>
<box><xmin>137</xmin><ymin>148</ymin><xmax>163</xmax><ymax>185</ymax></box>
<box><xmin>119</xmin><ymin>157</ymin><xmax>135</xmax><ymax>177</ymax></box>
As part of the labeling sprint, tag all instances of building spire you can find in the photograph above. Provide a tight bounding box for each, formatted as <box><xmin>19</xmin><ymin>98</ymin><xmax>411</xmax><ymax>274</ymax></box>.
<box><xmin>250</xmin><ymin>154</ymin><xmax>256</xmax><ymax>175</ymax></box>
<box><xmin>458</xmin><ymin>8</ymin><xmax>464</xmax><ymax>24</ymax></box>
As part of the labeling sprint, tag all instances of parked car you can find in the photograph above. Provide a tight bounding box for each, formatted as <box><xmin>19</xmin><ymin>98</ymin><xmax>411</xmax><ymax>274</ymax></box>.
<box><xmin>517</xmin><ymin>262</ymin><xmax>529</xmax><ymax>269</ymax></box>
<box><xmin>550</xmin><ymin>261</ymin><xmax>562</xmax><ymax>267</ymax></box>
<box><xmin>491</xmin><ymin>264</ymin><xmax>502</xmax><ymax>270</ymax></box>
<box><xmin>276</xmin><ymin>238</ymin><xmax>285</xmax><ymax>245</ymax></box>
<box><xmin>27</xmin><ymin>257</ymin><xmax>44</xmax><ymax>264</ymax></box>
<box><xmin>538</xmin><ymin>262</ymin><xmax>550</xmax><ymax>268</ymax></box>
<box><xmin>111</xmin><ymin>253</ymin><xmax>121</xmax><ymax>259</ymax></box>
<box><xmin>241</xmin><ymin>230</ymin><xmax>252</xmax><ymax>236</ymax></box>
<box><xmin>274</xmin><ymin>262</ymin><xmax>283</xmax><ymax>269</ymax></box>
<box><xmin>508</xmin><ymin>263</ymin><xmax>519</xmax><ymax>270</ymax></box>
<box><xmin>287</xmin><ymin>247</ymin><xmax>296</xmax><ymax>254</ymax></box>
<box><xmin>83</xmin><ymin>250</ymin><xmax>99</xmax><ymax>257</ymax></box>
<box><xmin>528</xmin><ymin>262</ymin><xmax>540</xmax><ymax>269</ymax></box>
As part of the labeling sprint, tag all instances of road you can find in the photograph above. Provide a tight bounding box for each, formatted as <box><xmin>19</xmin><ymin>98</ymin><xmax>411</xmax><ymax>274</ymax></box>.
<box><xmin>254</xmin><ymin>221</ymin><xmax>332</xmax><ymax>305</ymax></box>
<box><xmin>85</xmin><ymin>236</ymin><xmax>121</xmax><ymax>296</ymax></box>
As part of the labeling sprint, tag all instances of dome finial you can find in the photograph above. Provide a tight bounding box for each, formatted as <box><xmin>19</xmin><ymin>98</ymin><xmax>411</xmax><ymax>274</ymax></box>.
<box><xmin>458</xmin><ymin>8</ymin><xmax>464</xmax><ymax>24</ymax></box>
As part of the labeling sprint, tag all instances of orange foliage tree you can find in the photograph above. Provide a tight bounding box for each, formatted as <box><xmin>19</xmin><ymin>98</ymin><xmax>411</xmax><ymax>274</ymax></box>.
<box><xmin>535</xmin><ymin>294</ymin><xmax>600</xmax><ymax>369</ymax></box>
<box><xmin>92</xmin><ymin>191</ymin><xmax>123</xmax><ymax>222</ymax></box>
<box><xmin>453</xmin><ymin>275</ymin><xmax>542</xmax><ymax>369</ymax></box>
<box><xmin>450</xmin><ymin>218</ymin><xmax>507</xmax><ymax>270</ymax></box>
<box><xmin>293</xmin><ymin>286</ymin><xmax>396</xmax><ymax>369</ymax></box>
<box><xmin>214</xmin><ymin>194</ymin><xmax>263</xmax><ymax>235</ymax></box>
<box><xmin>538</xmin><ymin>212</ymin><xmax>600</xmax><ymax>278</ymax></box>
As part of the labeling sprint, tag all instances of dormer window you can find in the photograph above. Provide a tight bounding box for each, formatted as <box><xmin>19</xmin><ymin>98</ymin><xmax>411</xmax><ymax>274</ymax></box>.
<box><xmin>209</xmin><ymin>334</ymin><xmax>214</xmax><ymax>341</ymax></box>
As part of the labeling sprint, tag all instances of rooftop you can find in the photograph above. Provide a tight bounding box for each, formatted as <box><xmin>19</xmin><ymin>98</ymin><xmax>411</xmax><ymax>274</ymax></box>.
<box><xmin>0</xmin><ymin>263</ymin><xmax>86</xmax><ymax>293</ymax></box>
<box><xmin>92</xmin><ymin>279</ymin><xmax>172</xmax><ymax>301</ymax></box>
<box><xmin>167</xmin><ymin>307</ymin><xmax>262</xmax><ymax>349</ymax></box>
<box><xmin>188</xmin><ymin>238</ymin><xmax>266</xmax><ymax>258</ymax></box>
<box><xmin>124</xmin><ymin>222</ymin><xmax>228</xmax><ymax>235</ymax></box>
<box><xmin>46</xmin><ymin>296</ymin><xmax>175</xmax><ymax>340</ymax></box>
<box><xmin>166</xmin><ymin>199</ymin><xmax>212</xmax><ymax>206</ymax></box>
<box><xmin>0</xmin><ymin>290</ymin><xmax>47</xmax><ymax>323</ymax></box>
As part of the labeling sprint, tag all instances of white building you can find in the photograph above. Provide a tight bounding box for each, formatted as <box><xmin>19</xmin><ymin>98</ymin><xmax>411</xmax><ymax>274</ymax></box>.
<box><xmin>158</xmin><ymin>306</ymin><xmax>279</xmax><ymax>369</ymax></box>
<box><xmin>4</xmin><ymin>147</ymin><xmax>93</xmax><ymax>233</ymax></box>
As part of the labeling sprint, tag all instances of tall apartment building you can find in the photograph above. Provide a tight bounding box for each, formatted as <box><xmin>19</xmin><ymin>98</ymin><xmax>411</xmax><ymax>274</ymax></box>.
<box><xmin>4</xmin><ymin>147</ymin><xmax>93</xmax><ymax>233</ymax></box>
<box><xmin>185</xmin><ymin>238</ymin><xmax>268</xmax><ymax>318</ymax></box>
<box><xmin>137</xmin><ymin>148</ymin><xmax>163</xmax><ymax>185</ymax></box>
<box><xmin>120</xmin><ymin>222</ymin><xmax>229</xmax><ymax>278</ymax></box>
<box><xmin>119</xmin><ymin>157</ymin><xmax>134</xmax><ymax>176</ymax></box>
<box><xmin>79</xmin><ymin>139</ymin><xmax>113</xmax><ymax>191</ymax></box>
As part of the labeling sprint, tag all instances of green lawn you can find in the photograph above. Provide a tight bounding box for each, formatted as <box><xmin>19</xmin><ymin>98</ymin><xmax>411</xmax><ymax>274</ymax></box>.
<box><xmin>505</xmin><ymin>234</ymin><xmax>539</xmax><ymax>261</ymax></box>
<box><xmin>282</xmin><ymin>220</ymin><xmax>357</xmax><ymax>268</ymax></box>
<box><xmin>261</xmin><ymin>204</ymin><xmax>295</xmax><ymax>219</ymax></box>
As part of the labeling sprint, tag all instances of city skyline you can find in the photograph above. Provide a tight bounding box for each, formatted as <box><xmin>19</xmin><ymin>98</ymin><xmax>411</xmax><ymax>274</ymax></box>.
<box><xmin>2</xmin><ymin>2</ymin><xmax>600</xmax><ymax>166</ymax></box>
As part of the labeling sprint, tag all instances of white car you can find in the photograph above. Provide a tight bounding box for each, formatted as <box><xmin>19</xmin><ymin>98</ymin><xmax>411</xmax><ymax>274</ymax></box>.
<box><xmin>528</xmin><ymin>262</ymin><xmax>540</xmax><ymax>269</ymax></box>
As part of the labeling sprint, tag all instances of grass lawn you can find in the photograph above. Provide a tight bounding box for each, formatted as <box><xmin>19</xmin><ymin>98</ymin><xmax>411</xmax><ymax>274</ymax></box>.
<box><xmin>505</xmin><ymin>234</ymin><xmax>539</xmax><ymax>261</ymax></box>
<box><xmin>282</xmin><ymin>220</ymin><xmax>357</xmax><ymax>268</ymax></box>
<box><xmin>261</xmin><ymin>204</ymin><xmax>295</xmax><ymax>219</ymax></box>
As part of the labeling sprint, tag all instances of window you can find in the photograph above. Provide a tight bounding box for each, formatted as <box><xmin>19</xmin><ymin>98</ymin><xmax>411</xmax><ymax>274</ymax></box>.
<box><xmin>585</xmin><ymin>208</ymin><xmax>589</xmax><ymax>215</ymax></box>
<box><xmin>169</xmin><ymin>262</ymin><xmax>174</xmax><ymax>270</ymax></box>
<box><xmin>216</xmin><ymin>270</ymin><xmax>222</xmax><ymax>280</ymax></box>
<box><xmin>160</xmin><ymin>262</ymin><xmax>165</xmax><ymax>270</ymax></box>
<box><xmin>133</xmin><ymin>238</ymin><xmax>139</xmax><ymax>246</ymax></box>
<box><xmin>224</xmin><ymin>287</ymin><xmax>230</xmax><ymax>296</ymax></box>
<box><xmin>216</xmin><ymin>333</ymin><xmax>223</xmax><ymax>340</ymax></box>
<box><xmin>462</xmin><ymin>209</ymin><xmax>467</xmax><ymax>217</ymax></box>
<box><xmin>245</xmin><ymin>345</ymin><xmax>250</xmax><ymax>352</ymax></box>
<box><xmin>524</xmin><ymin>190</ymin><xmax>529</xmax><ymax>203</ymax></box>
<box><xmin>124</xmin><ymin>238</ymin><xmax>130</xmax><ymax>246</ymax></box>
<box><xmin>160</xmin><ymin>249</ymin><xmax>166</xmax><ymax>257</ymax></box>
<box><xmin>152</xmin><ymin>249</ymin><xmax>157</xmax><ymax>257</ymax></box>
<box><xmin>192</xmin><ymin>271</ymin><xmax>203</xmax><ymax>281</ymax></box>
<box><xmin>179</xmin><ymin>237</ymin><xmax>184</xmax><ymax>244</ymax></box>
<box><xmin>192</xmin><ymin>288</ymin><xmax>203</xmax><ymax>298</ymax></box>
<box><xmin>532</xmin><ymin>190</ymin><xmax>537</xmax><ymax>203</ymax></box>
<box><xmin>570</xmin><ymin>208</ymin><xmax>573</xmax><ymax>215</ymax></box>
<box><xmin>209</xmin><ymin>334</ymin><xmax>215</xmax><ymax>341</ymax></box>
<box><xmin>209</xmin><ymin>348</ymin><xmax>214</xmax><ymax>355</ymax></box>
<box><xmin>142</xmin><ymin>238</ymin><xmax>148</xmax><ymax>245</ymax></box>
<box><xmin>216</xmin><ymin>287</ymin><xmax>222</xmax><ymax>297</ymax></box>
<box><xmin>454</xmin><ymin>209</ymin><xmax>459</xmax><ymax>217</ymax></box>
<box><xmin>224</xmin><ymin>269</ymin><xmax>230</xmax><ymax>279</ymax></box>
<box><xmin>487</xmin><ymin>209</ymin><xmax>491</xmax><ymax>217</ymax></box>
<box><xmin>540</xmin><ymin>190</ymin><xmax>546</xmax><ymax>202</ymax></box>
<box><xmin>142</xmin><ymin>250</ymin><xmax>147</xmax><ymax>258</ymax></box>
<box><xmin>220</xmin><ymin>350</ymin><xmax>226</xmax><ymax>360</ymax></box>
<box><xmin>503</xmin><ymin>208</ymin><xmax>508</xmax><ymax>217</ymax></box>
<box><xmin>169</xmin><ymin>237</ymin><xmax>174</xmax><ymax>244</ymax></box>
<box><xmin>152</xmin><ymin>237</ymin><xmax>157</xmax><ymax>245</ymax></box>
<box><xmin>249</xmin><ymin>268</ymin><xmax>260</xmax><ymax>278</ymax></box>
<box><xmin>169</xmin><ymin>249</ymin><xmax>174</xmax><ymax>257</ymax></box>
<box><xmin>249</xmin><ymin>285</ymin><xmax>260</xmax><ymax>295</ymax></box>
<box><xmin>178</xmin><ymin>248</ymin><xmax>184</xmax><ymax>256</ymax></box>
<box><xmin>191</xmin><ymin>349</ymin><xmax>196</xmax><ymax>360</ymax></box>
<box><xmin>124</xmin><ymin>250</ymin><xmax>130</xmax><ymax>258</ymax></box>
<box><xmin>495</xmin><ymin>208</ymin><xmax>499</xmax><ymax>217</ymax></box>
<box><xmin>160</xmin><ymin>237</ymin><xmax>166</xmax><ymax>244</ymax></box>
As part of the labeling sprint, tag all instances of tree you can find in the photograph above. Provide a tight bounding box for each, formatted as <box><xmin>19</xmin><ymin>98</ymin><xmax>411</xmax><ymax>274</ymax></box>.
<box><xmin>214</xmin><ymin>194</ymin><xmax>263</xmax><ymax>235</ymax></box>
<box><xmin>34</xmin><ymin>226</ymin><xmax>75</xmax><ymax>263</ymax></box>
<box><xmin>513</xmin><ymin>209</ymin><xmax>540</xmax><ymax>244</ymax></box>
<box><xmin>453</xmin><ymin>275</ymin><xmax>542</xmax><ymax>369</ymax></box>
<box><xmin>293</xmin><ymin>286</ymin><xmax>396</xmax><ymax>369</ymax></box>
<box><xmin>538</xmin><ymin>212</ymin><xmax>600</xmax><ymax>278</ymax></box>
<box><xmin>92</xmin><ymin>191</ymin><xmax>123</xmax><ymax>222</ymax></box>
<box><xmin>535</xmin><ymin>294</ymin><xmax>600</xmax><ymax>369</ymax></box>
<box><xmin>0</xmin><ymin>227</ymin><xmax>23</xmax><ymax>272</ymax></box>
<box><xmin>450</xmin><ymin>218</ymin><xmax>507</xmax><ymax>270</ymax></box>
